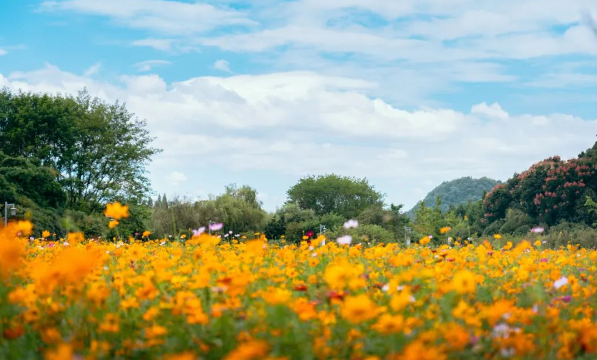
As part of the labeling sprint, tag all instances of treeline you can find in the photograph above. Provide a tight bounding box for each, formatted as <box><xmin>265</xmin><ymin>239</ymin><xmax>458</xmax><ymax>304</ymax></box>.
<box><xmin>1</xmin><ymin>87</ymin><xmax>596</xmax><ymax>245</ymax></box>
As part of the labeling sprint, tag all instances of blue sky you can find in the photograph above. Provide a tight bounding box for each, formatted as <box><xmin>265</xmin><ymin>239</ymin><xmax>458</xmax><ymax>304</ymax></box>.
<box><xmin>1</xmin><ymin>0</ymin><xmax>596</xmax><ymax>211</ymax></box>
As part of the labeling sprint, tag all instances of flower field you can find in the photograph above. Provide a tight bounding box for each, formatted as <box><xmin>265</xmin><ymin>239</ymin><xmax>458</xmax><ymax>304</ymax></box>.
<box><xmin>1</xmin><ymin>221</ymin><xmax>597</xmax><ymax>359</ymax></box>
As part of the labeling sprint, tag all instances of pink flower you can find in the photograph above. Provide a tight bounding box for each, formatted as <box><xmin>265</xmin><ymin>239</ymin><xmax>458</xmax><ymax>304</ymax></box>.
<box><xmin>343</xmin><ymin>219</ymin><xmax>359</xmax><ymax>229</ymax></box>
<box><xmin>192</xmin><ymin>227</ymin><xmax>206</xmax><ymax>237</ymax></box>
<box><xmin>209</xmin><ymin>222</ymin><xmax>223</xmax><ymax>231</ymax></box>
<box><xmin>531</xmin><ymin>227</ymin><xmax>544</xmax><ymax>234</ymax></box>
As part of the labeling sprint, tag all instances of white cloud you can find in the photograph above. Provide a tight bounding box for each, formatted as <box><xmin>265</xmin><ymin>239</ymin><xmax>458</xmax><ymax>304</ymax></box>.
<box><xmin>41</xmin><ymin>0</ymin><xmax>256</xmax><ymax>34</ymax></box>
<box><xmin>1</xmin><ymin>65</ymin><xmax>595</xmax><ymax>209</ymax></box>
<box><xmin>471</xmin><ymin>102</ymin><xmax>509</xmax><ymax>120</ymax></box>
<box><xmin>132</xmin><ymin>38</ymin><xmax>174</xmax><ymax>51</ymax></box>
<box><xmin>83</xmin><ymin>62</ymin><xmax>101</xmax><ymax>76</ymax></box>
<box><xmin>133</xmin><ymin>60</ymin><xmax>172</xmax><ymax>72</ymax></box>
<box><xmin>213</xmin><ymin>60</ymin><xmax>232</xmax><ymax>73</ymax></box>
<box><xmin>0</xmin><ymin>48</ymin><xmax>7</xmax><ymax>56</ymax></box>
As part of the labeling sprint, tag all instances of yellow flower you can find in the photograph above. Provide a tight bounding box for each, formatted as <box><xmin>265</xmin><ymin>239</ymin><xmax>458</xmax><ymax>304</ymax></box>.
<box><xmin>262</xmin><ymin>288</ymin><xmax>292</xmax><ymax>305</ymax></box>
<box><xmin>108</xmin><ymin>220</ymin><xmax>119</xmax><ymax>229</ymax></box>
<box><xmin>142</xmin><ymin>231</ymin><xmax>152</xmax><ymax>238</ymax></box>
<box><xmin>451</xmin><ymin>270</ymin><xmax>476</xmax><ymax>294</ymax></box>
<box><xmin>372</xmin><ymin>314</ymin><xmax>405</xmax><ymax>334</ymax></box>
<box><xmin>67</xmin><ymin>232</ymin><xmax>85</xmax><ymax>244</ymax></box>
<box><xmin>503</xmin><ymin>241</ymin><xmax>513</xmax><ymax>250</ymax></box>
<box><xmin>104</xmin><ymin>202</ymin><xmax>129</xmax><ymax>220</ymax></box>
<box><xmin>341</xmin><ymin>294</ymin><xmax>379</xmax><ymax>324</ymax></box>
<box><xmin>419</xmin><ymin>236</ymin><xmax>431</xmax><ymax>246</ymax></box>
<box><xmin>440</xmin><ymin>227</ymin><xmax>451</xmax><ymax>234</ymax></box>
<box><xmin>493</xmin><ymin>234</ymin><xmax>502</xmax><ymax>240</ymax></box>
<box><xmin>42</xmin><ymin>230</ymin><xmax>51</xmax><ymax>238</ymax></box>
<box><xmin>534</xmin><ymin>240</ymin><xmax>542</xmax><ymax>247</ymax></box>
<box><xmin>15</xmin><ymin>221</ymin><xmax>33</xmax><ymax>236</ymax></box>
<box><xmin>390</xmin><ymin>289</ymin><xmax>414</xmax><ymax>312</ymax></box>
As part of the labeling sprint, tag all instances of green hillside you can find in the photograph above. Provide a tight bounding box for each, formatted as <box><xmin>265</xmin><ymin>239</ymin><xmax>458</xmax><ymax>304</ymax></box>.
<box><xmin>408</xmin><ymin>177</ymin><xmax>500</xmax><ymax>216</ymax></box>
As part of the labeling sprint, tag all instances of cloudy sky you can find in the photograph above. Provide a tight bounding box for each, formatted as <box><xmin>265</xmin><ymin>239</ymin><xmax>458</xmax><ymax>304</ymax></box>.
<box><xmin>1</xmin><ymin>0</ymin><xmax>596</xmax><ymax>211</ymax></box>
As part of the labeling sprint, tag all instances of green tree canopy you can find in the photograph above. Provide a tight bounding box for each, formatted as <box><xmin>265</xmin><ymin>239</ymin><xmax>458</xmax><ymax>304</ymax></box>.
<box><xmin>0</xmin><ymin>88</ymin><xmax>160</xmax><ymax>212</ymax></box>
<box><xmin>287</xmin><ymin>174</ymin><xmax>384</xmax><ymax>219</ymax></box>
<box><xmin>483</xmin><ymin>139</ymin><xmax>597</xmax><ymax>227</ymax></box>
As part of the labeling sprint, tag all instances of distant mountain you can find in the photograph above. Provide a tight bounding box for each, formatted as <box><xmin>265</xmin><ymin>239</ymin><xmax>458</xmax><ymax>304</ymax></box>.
<box><xmin>408</xmin><ymin>177</ymin><xmax>500</xmax><ymax>216</ymax></box>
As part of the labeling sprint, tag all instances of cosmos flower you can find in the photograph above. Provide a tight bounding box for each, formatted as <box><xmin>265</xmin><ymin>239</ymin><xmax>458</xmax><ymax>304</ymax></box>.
<box><xmin>343</xmin><ymin>219</ymin><xmax>359</xmax><ymax>229</ymax></box>
<box><xmin>104</xmin><ymin>202</ymin><xmax>129</xmax><ymax>220</ymax></box>
<box><xmin>209</xmin><ymin>223</ymin><xmax>223</xmax><ymax>231</ymax></box>
<box><xmin>192</xmin><ymin>227</ymin><xmax>206</xmax><ymax>237</ymax></box>
<box><xmin>337</xmin><ymin>235</ymin><xmax>352</xmax><ymax>245</ymax></box>
<box><xmin>531</xmin><ymin>227</ymin><xmax>545</xmax><ymax>233</ymax></box>
<box><xmin>554</xmin><ymin>276</ymin><xmax>568</xmax><ymax>289</ymax></box>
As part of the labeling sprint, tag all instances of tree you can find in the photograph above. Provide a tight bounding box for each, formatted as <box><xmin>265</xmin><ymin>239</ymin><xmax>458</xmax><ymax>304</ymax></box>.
<box><xmin>482</xmin><ymin>139</ymin><xmax>597</xmax><ymax>227</ymax></box>
<box><xmin>287</xmin><ymin>174</ymin><xmax>384</xmax><ymax>219</ymax></box>
<box><xmin>0</xmin><ymin>89</ymin><xmax>160</xmax><ymax>212</ymax></box>
<box><xmin>149</xmin><ymin>185</ymin><xmax>267</xmax><ymax>238</ymax></box>
<box><xmin>0</xmin><ymin>152</ymin><xmax>66</xmax><ymax>235</ymax></box>
<box><xmin>412</xmin><ymin>197</ymin><xmax>444</xmax><ymax>240</ymax></box>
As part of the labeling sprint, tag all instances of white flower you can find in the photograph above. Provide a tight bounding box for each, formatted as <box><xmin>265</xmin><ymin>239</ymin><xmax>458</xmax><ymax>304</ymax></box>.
<box><xmin>492</xmin><ymin>323</ymin><xmax>510</xmax><ymax>338</ymax></box>
<box><xmin>343</xmin><ymin>219</ymin><xmax>359</xmax><ymax>229</ymax></box>
<box><xmin>337</xmin><ymin>235</ymin><xmax>352</xmax><ymax>245</ymax></box>
<box><xmin>382</xmin><ymin>284</ymin><xmax>389</xmax><ymax>292</ymax></box>
<box><xmin>63</xmin><ymin>242</ymin><xmax>69</xmax><ymax>246</ymax></box>
<box><xmin>160</xmin><ymin>241</ymin><xmax>166</xmax><ymax>246</ymax></box>
<box><xmin>321</xmin><ymin>239</ymin><xmax>326</xmax><ymax>246</ymax></box>
<box><xmin>554</xmin><ymin>276</ymin><xmax>568</xmax><ymax>289</ymax></box>
<box><xmin>531</xmin><ymin>227</ymin><xmax>544</xmax><ymax>233</ymax></box>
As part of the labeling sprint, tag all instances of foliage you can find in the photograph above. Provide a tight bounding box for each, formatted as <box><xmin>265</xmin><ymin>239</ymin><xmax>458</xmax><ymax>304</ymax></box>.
<box><xmin>0</xmin><ymin>88</ymin><xmax>159</xmax><ymax>236</ymax></box>
<box><xmin>149</xmin><ymin>185</ymin><xmax>267</xmax><ymax>238</ymax></box>
<box><xmin>0</xmin><ymin>89</ymin><xmax>159</xmax><ymax>211</ymax></box>
<box><xmin>408</xmin><ymin>177</ymin><xmax>499</xmax><ymax>216</ymax></box>
<box><xmin>586</xmin><ymin>196</ymin><xmax>597</xmax><ymax>227</ymax></box>
<box><xmin>483</xmin><ymin>141</ymin><xmax>597</xmax><ymax>226</ymax></box>
<box><xmin>0</xmin><ymin>152</ymin><xmax>66</xmax><ymax>236</ymax></box>
<box><xmin>328</xmin><ymin>224</ymin><xmax>395</xmax><ymax>243</ymax></box>
<box><xmin>287</xmin><ymin>174</ymin><xmax>384</xmax><ymax>219</ymax></box>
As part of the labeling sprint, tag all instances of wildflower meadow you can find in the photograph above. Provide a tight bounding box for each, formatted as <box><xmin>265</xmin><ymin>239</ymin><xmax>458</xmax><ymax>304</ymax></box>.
<box><xmin>1</xmin><ymin>203</ymin><xmax>597</xmax><ymax>360</ymax></box>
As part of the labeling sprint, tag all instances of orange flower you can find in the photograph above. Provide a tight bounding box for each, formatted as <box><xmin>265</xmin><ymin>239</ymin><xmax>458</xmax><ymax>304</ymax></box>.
<box><xmin>45</xmin><ymin>343</ymin><xmax>73</xmax><ymax>360</ymax></box>
<box><xmin>440</xmin><ymin>227</ymin><xmax>451</xmax><ymax>234</ymax></box>
<box><xmin>451</xmin><ymin>270</ymin><xmax>476</xmax><ymax>294</ymax></box>
<box><xmin>224</xmin><ymin>340</ymin><xmax>269</xmax><ymax>360</ymax></box>
<box><xmin>104</xmin><ymin>202</ymin><xmax>129</xmax><ymax>220</ymax></box>
<box><xmin>341</xmin><ymin>294</ymin><xmax>379</xmax><ymax>324</ymax></box>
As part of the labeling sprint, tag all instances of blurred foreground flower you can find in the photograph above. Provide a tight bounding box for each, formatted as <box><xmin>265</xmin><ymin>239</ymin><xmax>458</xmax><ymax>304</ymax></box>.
<box><xmin>337</xmin><ymin>235</ymin><xmax>352</xmax><ymax>245</ymax></box>
<box><xmin>209</xmin><ymin>223</ymin><xmax>223</xmax><ymax>231</ymax></box>
<box><xmin>343</xmin><ymin>219</ymin><xmax>359</xmax><ymax>229</ymax></box>
<box><xmin>104</xmin><ymin>202</ymin><xmax>129</xmax><ymax>220</ymax></box>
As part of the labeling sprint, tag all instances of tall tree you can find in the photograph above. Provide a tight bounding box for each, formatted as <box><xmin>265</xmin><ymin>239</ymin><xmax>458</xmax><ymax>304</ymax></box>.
<box><xmin>0</xmin><ymin>88</ymin><xmax>159</xmax><ymax>212</ymax></box>
<box><xmin>287</xmin><ymin>174</ymin><xmax>384</xmax><ymax>219</ymax></box>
